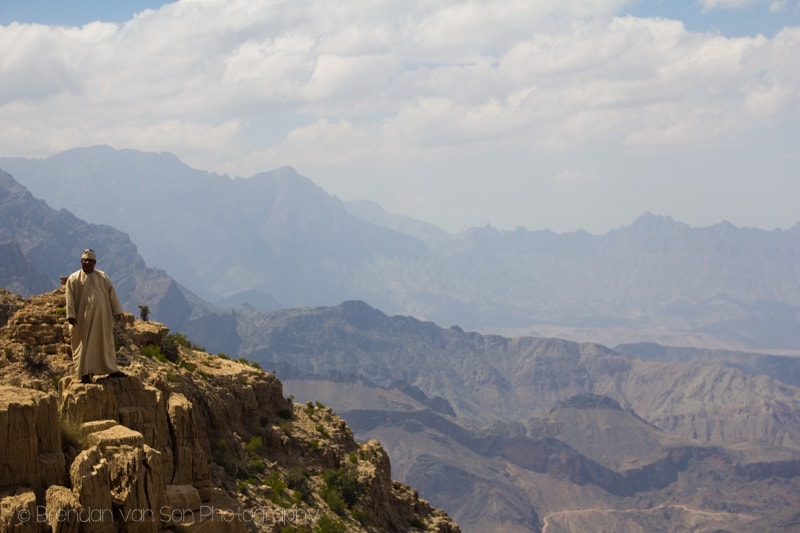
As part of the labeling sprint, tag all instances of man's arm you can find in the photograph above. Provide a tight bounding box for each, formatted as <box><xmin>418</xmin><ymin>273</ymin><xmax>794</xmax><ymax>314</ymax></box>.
<box><xmin>65</xmin><ymin>276</ymin><xmax>78</xmax><ymax>325</ymax></box>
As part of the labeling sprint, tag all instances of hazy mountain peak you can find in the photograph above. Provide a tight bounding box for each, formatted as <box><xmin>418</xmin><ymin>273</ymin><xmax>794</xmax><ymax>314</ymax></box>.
<box><xmin>628</xmin><ymin>212</ymin><xmax>685</xmax><ymax>231</ymax></box>
<box><xmin>248</xmin><ymin>165</ymin><xmax>301</xmax><ymax>180</ymax></box>
<box><xmin>0</xmin><ymin>169</ymin><xmax>29</xmax><ymax>196</ymax></box>
<box><xmin>345</xmin><ymin>199</ymin><xmax>450</xmax><ymax>243</ymax></box>
<box><xmin>47</xmin><ymin>144</ymin><xmax>186</xmax><ymax>170</ymax></box>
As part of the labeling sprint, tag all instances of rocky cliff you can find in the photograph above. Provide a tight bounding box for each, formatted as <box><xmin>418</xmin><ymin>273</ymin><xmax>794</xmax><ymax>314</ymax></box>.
<box><xmin>0</xmin><ymin>288</ymin><xmax>460</xmax><ymax>533</ymax></box>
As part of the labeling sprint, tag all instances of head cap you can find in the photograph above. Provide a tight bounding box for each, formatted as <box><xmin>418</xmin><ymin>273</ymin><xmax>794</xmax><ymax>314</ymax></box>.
<box><xmin>81</xmin><ymin>249</ymin><xmax>96</xmax><ymax>260</ymax></box>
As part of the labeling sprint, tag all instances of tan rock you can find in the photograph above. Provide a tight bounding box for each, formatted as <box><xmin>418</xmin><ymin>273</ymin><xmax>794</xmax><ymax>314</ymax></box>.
<box><xmin>105</xmin><ymin>444</ymin><xmax>158</xmax><ymax>533</ymax></box>
<box><xmin>69</xmin><ymin>447</ymin><xmax>115</xmax><ymax>532</ymax></box>
<box><xmin>0</xmin><ymin>488</ymin><xmax>37</xmax><ymax>533</ymax></box>
<box><xmin>164</xmin><ymin>484</ymin><xmax>202</xmax><ymax>512</ymax></box>
<box><xmin>82</xmin><ymin>419</ymin><xmax>119</xmax><ymax>434</ymax></box>
<box><xmin>0</xmin><ymin>386</ymin><xmax>65</xmax><ymax>497</ymax></box>
<box><xmin>87</xmin><ymin>424</ymin><xmax>145</xmax><ymax>449</ymax></box>
<box><xmin>68</xmin><ymin>439</ymin><xmax>165</xmax><ymax>533</ymax></box>
<box><xmin>45</xmin><ymin>485</ymin><xmax>81</xmax><ymax>533</ymax></box>
<box><xmin>167</xmin><ymin>393</ymin><xmax>210</xmax><ymax>486</ymax></box>
<box><xmin>59</xmin><ymin>376</ymin><xmax>168</xmax><ymax>452</ymax></box>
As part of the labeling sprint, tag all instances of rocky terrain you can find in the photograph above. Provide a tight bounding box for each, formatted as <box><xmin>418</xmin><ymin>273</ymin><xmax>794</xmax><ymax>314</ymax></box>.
<box><xmin>244</xmin><ymin>301</ymin><xmax>800</xmax><ymax>533</ymax></box>
<box><xmin>0</xmin><ymin>287</ymin><xmax>459</xmax><ymax>533</ymax></box>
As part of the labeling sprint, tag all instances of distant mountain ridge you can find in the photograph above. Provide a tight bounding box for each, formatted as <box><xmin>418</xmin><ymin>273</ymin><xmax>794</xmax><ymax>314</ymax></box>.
<box><xmin>2</xmin><ymin>146</ymin><xmax>798</xmax><ymax>351</ymax></box>
<box><xmin>3</xmin><ymin>163</ymin><xmax>800</xmax><ymax>532</ymax></box>
<box><xmin>0</xmin><ymin>146</ymin><xmax>424</xmax><ymax>311</ymax></box>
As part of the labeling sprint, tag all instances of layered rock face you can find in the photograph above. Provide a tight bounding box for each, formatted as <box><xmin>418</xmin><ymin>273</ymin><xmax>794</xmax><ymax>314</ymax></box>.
<box><xmin>0</xmin><ymin>386</ymin><xmax>64</xmax><ymax>497</ymax></box>
<box><xmin>0</xmin><ymin>289</ymin><xmax>460</xmax><ymax>533</ymax></box>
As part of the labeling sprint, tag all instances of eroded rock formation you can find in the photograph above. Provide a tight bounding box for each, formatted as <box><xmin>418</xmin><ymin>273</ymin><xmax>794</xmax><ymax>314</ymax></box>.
<box><xmin>0</xmin><ymin>288</ymin><xmax>460</xmax><ymax>532</ymax></box>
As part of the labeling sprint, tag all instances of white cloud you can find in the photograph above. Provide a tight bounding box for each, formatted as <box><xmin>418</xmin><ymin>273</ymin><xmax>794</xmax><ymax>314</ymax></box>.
<box><xmin>698</xmin><ymin>0</ymin><xmax>758</xmax><ymax>10</ymax></box>
<box><xmin>0</xmin><ymin>0</ymin><xmax>798</xmax><ymax>231</ymax></box>
<box><xmin>769</xmin><ymin>0</ymin><xmax>788</xmax><ymax>11</ymax></box>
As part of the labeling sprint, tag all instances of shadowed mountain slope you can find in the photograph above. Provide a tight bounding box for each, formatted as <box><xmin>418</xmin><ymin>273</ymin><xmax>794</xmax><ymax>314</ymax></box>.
<box><xmin>0</xmin><ymin>169</ymin><xmax>238</xmax><ymax>354</ymax></box>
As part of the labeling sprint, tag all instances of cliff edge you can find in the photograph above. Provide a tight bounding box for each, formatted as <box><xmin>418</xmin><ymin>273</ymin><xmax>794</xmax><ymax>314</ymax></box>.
<box><xmin>0</xmin><ymin>287</ymin><xmax>460</xmax><ymax>532</ymax></box>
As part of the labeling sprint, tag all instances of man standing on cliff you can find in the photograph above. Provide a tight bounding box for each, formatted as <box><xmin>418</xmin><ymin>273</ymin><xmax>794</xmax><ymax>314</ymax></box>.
<box><xmin>65</xmin><ymin>249</ymin><xmax>126</xmax><ymax>384</ymax></box>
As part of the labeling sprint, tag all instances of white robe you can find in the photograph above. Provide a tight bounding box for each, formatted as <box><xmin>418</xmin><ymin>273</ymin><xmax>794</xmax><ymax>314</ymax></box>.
<box><xmin>65</xmin><ymin>268</ymin><xmax>124</xmax><ymax>376</ymax></box>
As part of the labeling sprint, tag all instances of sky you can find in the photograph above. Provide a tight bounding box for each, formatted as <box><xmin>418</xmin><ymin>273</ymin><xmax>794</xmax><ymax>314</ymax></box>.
<box><xmin>0</xmin><ymin>0</ymin><xmax>798</xmax><ymax>234</ymax></box>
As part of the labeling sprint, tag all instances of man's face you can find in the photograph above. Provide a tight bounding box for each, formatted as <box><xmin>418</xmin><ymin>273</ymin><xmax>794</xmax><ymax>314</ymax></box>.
<box><xmin>81</xmin><ymin>258</ymin><xmax>96</xmax><ymax>273</ymax></box>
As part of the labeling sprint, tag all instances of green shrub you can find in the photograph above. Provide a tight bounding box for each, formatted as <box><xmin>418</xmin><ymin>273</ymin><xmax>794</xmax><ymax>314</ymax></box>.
<box><xmin>291</xmin><ymin>489</ymin><xmax>304</xmax><ymax>506</ymax></box>
<box><xmin>313</xmin><ymin>514</ymin><xmax>347</xmax><ymax>533</ymax></box>
<box><xmin>266</xmin><ymin>470</ymin><xmax>287</xmax><ymax>504</ymax></box>
<box><xmin>352</xmin><ymin>507</ymin><xmax>372</xmax><ymax>525</ymax></box>
<box><xmin>22</xmin><ymin>345</ymin><xmax>47</xmax><ymax>371</ymax></box>
<box><xmin>409</xmin><ymin>516</ymin><xmax>426</xmax><ymax>529</ymax></box>
<box><xmin>159</xmin><ymin>333</ymin><xmax>184</xmax><ymax>362</ymax></box>
<box><xmin>285</xmin><ymin>468</ymin><xmax>309</xmax><ymax>492</ymax></box>
<box><xmin>278</xmin><ymin>419</ymin><xmax>293</xmax><ymax>433</ymax></box>
<box><xmin>322</xmin><ymin>466</ymin><xmax>365</xmax><ymax>511</ymax></box>
<box><xmin>320</xmin><ymin>485</ymin><xmax>347</xmax><ymax>516</ymax></box>
<box><xmin>247</xmin><ymin>457</ymin><xmax>266</xmax><ymax>475</ymax></box>
<box><xmin>244</xmin><ymin>435</ymin><xmax>263</xmax><ymax>455</ymax></box>
<box><xmin>168</xmin><ymin>331</ymin><xmax>190</xmax><ymax>347</ymax></box>
<box><xmin>237</xmin><ymin>478</ymin><xmax>257</xmax><ymax>493</ymax></box>
<box><xmin>141</xmin><ymin>344</ymin><xmax>166</xmax><ymax>362</ymax></box>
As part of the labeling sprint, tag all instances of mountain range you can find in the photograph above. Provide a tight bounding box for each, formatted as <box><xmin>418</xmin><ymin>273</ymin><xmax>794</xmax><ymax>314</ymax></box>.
<box><xmin>2</xmin><ymin>146</ymin><xmax>799</xmax><ymax>352</ymax></box>
<box><xmin>2</xmin><ymin>147</ymin><xmax>800</xmax><ymax>532</ymax></box>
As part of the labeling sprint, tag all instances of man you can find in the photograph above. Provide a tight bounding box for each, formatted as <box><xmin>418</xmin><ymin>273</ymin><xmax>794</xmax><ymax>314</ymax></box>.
<box><xmin>65</xmin><ymin>249</ymin><xmax>126</xmax><ymax>384</ymax></box>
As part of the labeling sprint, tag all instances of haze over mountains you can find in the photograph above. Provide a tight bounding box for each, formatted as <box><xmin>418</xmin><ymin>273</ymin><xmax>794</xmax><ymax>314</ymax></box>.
<box><xmin>2</xmin><ymin>145</ymin><xmax>799</xmax><ymax>352</ymax></box>
<box><xmin>3</xmin><ymin>149</ymin><xmax>800</xmax><ymax>532</ymax></box>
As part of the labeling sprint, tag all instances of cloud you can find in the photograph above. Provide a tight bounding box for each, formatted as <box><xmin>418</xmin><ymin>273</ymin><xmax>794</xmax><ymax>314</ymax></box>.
<box><xmin>0</xmin><ymin>0</ymin><xmax>798</xmax><ymax>232</ymax></box>
<box><xmin>698</xmin><ymin>0</ymin><xmax>758</xmax><ymax>10</ymax></box>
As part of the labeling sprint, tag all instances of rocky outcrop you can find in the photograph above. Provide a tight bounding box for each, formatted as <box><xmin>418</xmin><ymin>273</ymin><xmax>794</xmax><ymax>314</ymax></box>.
<box><xmin>0</xmin><ymin>386</ymin><xmax>64</xmax><ymax>497</ymax></box>
<box><xmin>0</xmin><ymin>288</ymin><xmax>460</xmax><ymax>532</ymax></box>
